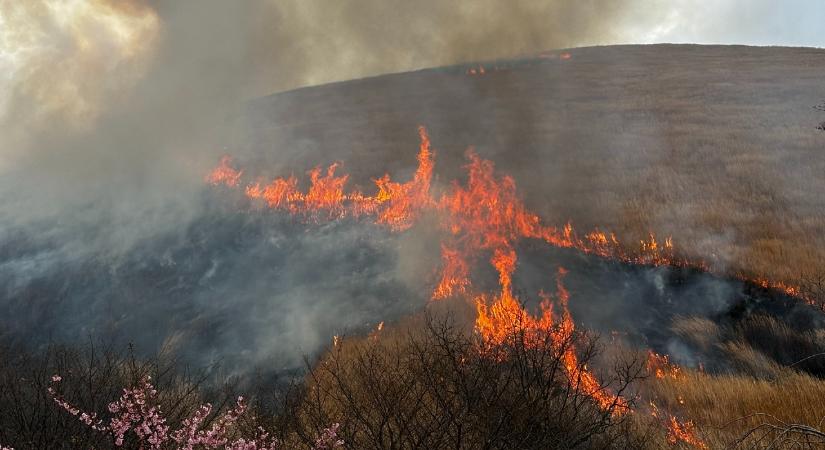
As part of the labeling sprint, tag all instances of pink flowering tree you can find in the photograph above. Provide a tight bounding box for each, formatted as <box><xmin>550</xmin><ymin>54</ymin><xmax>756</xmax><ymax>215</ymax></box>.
<box><xmin>47</xmin><ymin>374</ymin><xmax>343</xmax><ymax>450</ymax></box>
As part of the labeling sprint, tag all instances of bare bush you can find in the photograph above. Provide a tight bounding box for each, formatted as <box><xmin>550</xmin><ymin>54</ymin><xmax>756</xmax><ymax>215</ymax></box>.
<box><xmin>290</xmin><ymin>314</ymin><xmax>648</xmax><ymax>449</ymax></box>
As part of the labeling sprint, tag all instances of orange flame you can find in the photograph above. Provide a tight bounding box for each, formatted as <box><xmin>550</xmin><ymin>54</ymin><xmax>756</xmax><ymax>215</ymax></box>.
<box><xmin>206</xmin><ymin>155</ymin><xmax>243</xmax><ymax>187</ymax></box>
<box><xmin>475</xmin><ymin>265</ymin><xmax>625</xmax><ymax>411</ymax></box>
<box><xmin>432</xmin><ymin>244</ymin><xmax>471</xmax><ymax>300</ymax></box>
<box><xmin>228</xmin><ymin>126</ymin><xmax>435</xmax><ymax>228</ymax></box>
<box><xmin>371</xmin><ymin>126</ymin><xmax>435</xmax><ymax>230</ymax></box>
<box><xmin>369</xmin><ymin>321</ymin><xmax>385</xmax><ymax>340</ymax></box>
<box><xmin>647</xmin><ymin>351</ymin><xmax>684</xmax><ymax>380</ymax></box>
<box><xmin>650</xmin><ymin>401</ymin><xmax>708</xmax><ymax>449</ymax></box>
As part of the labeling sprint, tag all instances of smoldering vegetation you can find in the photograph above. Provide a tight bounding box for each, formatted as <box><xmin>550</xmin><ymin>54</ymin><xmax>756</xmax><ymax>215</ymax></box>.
<box><xmin>514</xmin><ymin>242</ymin><xmax>825</xmax><ymax>376</ymax></box>
<box><xmin>0</xmin><ymin>197</ymin><xmax>434</xmax><ymax>378</ymax></box>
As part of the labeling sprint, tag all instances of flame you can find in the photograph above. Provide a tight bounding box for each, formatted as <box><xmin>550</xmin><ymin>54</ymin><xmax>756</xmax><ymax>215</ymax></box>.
<box><xmin>466</xmin><ymin>65</ymin><xmax>487</xmax><ymax>75</ymax></box>
<box><xmin>206</xmin><ymin>155</ymin><xmax>243</xmax><ymax>187</ymax></box>
<box><xmin>369</xmin><ymin>321</ymin><xmax>385</xmax><ymax>340</ymax></box>
<box><xmin>475</xmin><ymin>265</ymin><xmax>625</xmax><ymax>411</ymax></box>
<box><xmin>217</xmin><ymin>126</ymin><xmax>435</xmax><ymax>228</ymax></box>
<box><xmin>432</xmin><ymin>244</ymin><xmax>471</xmax><ymax>299</ymax></box>
<box><xmin>371</xmin><ymin>126</ymin><xmax>435</xmax><ymax>230</ymax></box>
<box><xmin>647</xmin><ymin>350</ymin><xmax>684</xmax><ymax>380</ymax></box>
<box><xmin>650</xmin><ymin>401</ymin><xmax>708</xmax><ymax>449</ymax></box>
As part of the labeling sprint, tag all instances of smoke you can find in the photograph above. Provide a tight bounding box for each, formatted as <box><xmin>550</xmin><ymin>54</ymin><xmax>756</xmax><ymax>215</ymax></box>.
<box><xmin>0</xmin><ymin>0</ymin><xmax>667</xmax><ymax>367</ymax></box>
<box><xmin>3</xmin><ymin>1</ymin><xmax>820</xmax><ymax>377</ymax></box>
<box><xmin>0</xmin><ymin>0</ymin><xmax>675</xmax><ymax>225</ymax></box>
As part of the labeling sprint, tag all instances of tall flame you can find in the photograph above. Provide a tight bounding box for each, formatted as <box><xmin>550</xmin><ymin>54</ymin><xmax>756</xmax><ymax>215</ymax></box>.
<box><xmin>475</xmin><ymin>266</ymin><xmax>625</xmax><ymax>411</ymax></box>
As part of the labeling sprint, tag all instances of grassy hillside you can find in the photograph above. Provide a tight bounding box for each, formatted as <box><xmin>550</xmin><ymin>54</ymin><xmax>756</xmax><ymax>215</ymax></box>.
<box><xmin>239</xmin><ymin>44</ymin><xmax>825</xmax><ymax>290</ymax></box>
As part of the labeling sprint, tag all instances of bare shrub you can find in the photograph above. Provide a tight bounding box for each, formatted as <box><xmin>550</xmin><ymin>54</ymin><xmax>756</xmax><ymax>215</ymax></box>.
<box><xmin>290</xmin><ymin>313</ymin><xmax>648</xmax><ymax>449</ymax></box>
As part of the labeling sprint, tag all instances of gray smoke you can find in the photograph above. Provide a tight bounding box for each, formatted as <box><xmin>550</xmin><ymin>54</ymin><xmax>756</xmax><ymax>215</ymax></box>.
<box><xmin>2</xmin><ymin>1</ymin><xmax>822</xmax><ymax>379</ymax></box>
<box><xmin>0</xmin><ymin>0</ymin><xmax>671</xmax><ymax>373</ymax></box>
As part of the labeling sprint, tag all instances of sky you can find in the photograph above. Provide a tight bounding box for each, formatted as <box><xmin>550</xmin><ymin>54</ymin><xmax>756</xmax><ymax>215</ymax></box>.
<box><xmin>636</xmin><ymin>0</ymin><xmax>825</xmax><ymax>48</ymax></box>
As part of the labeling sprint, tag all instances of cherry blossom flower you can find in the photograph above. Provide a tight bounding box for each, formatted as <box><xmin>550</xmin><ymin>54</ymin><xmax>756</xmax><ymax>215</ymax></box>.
<box><xmin>47</xmin><ymin>374</ymin><xmax>343</xmax><ymax>449</ymax></box>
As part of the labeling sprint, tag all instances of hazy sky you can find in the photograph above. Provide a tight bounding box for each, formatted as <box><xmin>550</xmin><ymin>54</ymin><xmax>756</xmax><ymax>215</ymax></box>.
<box><xmin>637</xmin><ymin>0</ymin><xmax>825</xmax><ymax>48</ymax></box>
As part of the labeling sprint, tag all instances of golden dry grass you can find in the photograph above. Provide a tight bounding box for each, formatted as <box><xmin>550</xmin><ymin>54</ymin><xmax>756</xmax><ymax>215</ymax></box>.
<box><xmin>645</xmin><ymin>369</ymin><xmax>825</xmax><ymax>448</ymax></box>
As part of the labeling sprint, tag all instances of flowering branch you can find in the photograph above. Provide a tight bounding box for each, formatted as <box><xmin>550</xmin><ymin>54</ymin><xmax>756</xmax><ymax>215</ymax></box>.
<box><xmin>47</xmin><ymin>374</ymin><xmax>342</xmax><ymax>449</ymax></box>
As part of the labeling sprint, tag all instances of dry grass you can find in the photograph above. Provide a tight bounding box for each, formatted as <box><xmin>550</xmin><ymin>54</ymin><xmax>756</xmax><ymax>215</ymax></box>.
<box><xmin>646</xmin><ymin>370</ymin><xmax>825</xmax><ymax>448</ymax></box>
<box><xmin>637</xmin><ymin>313</ymin><xmax>825</xmax><ymax>448</ymax></box>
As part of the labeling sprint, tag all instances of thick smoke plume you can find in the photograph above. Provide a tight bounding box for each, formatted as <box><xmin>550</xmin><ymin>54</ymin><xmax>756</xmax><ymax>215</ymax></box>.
<box><xmin>0</xmin><ymin>0</ymin><xmax>669</xmax><ymax>372</ymax></box>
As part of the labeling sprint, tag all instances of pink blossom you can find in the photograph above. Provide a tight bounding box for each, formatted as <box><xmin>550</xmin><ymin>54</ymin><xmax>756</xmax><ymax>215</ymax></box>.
<box><xmin>314</xmin><ymin>423</ymin><xmax>344</xmax><ymax>449</ymax></box>
<box><xmin>47</xmin><ymin>374</ymin><xmax>344</xmax><ymax>449</ymax></box>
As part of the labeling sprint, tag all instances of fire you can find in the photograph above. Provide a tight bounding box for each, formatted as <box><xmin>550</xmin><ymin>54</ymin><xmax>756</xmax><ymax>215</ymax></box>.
<box><xmin>432</xmin><ymin>245</ymin><xmax>471</xmax><ymax>299</ymax></box>
<box><xmin>205</xmin><ymin>155</ymin><xmax>243</xmax><ymax>187</ymax></box>
<box><xmin>219</xmin><ymin>126</ymin><xmax>435</xmax><ymax>228</ymax></box>
<box><xmin>205</xmin><ymin>129</ymin><xmax>695</xmax><ymax>284</ymax></box>
<box><xmin>650</xmin><ymin>402</ymin><xmax>708</xmax><ymax>449</ymax></box>
<box><xmin>369</xmin><ymin>321</ymin><xmax>385</xmax><ymax>340</ymax></box>
<box><xmin>206</xmin><ymin>125</ymin><xmax>810</xmax><ymax>416</ymax></box>
<box><xmin>647</xmin><ymin>350</ymin><xmax>684</xmax><ymax>380</ymax></box>
<box><xmin>466</xmin><ymin>65</ymin><xmax>486</xmax><ymax>75</ymax></box>
<box><xmin>371</xmin><ymin>126</ymin><xmax>435</xmax><ymax>230</ymax></box>
<box><xmin>474</xmin><ymin>264</ymin><xmax>625</xmax><ymax>411</ymax></box>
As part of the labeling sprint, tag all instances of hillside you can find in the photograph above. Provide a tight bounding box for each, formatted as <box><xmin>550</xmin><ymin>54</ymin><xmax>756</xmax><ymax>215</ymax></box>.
<box><xmin>238</xmin><ymin>44</ymin><xmax>825</xmax><ymax>289</ymax></box>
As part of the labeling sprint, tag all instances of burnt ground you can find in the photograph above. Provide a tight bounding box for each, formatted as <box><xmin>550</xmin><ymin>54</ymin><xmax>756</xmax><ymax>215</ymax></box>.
<box><xmin>3</xmin><ymin>193</ymin><xmax>822</xmax><ymax>379</ymax></box>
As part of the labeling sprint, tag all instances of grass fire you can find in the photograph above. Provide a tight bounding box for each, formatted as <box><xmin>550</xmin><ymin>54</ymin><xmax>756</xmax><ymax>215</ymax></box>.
<box><xmin>2</xmin><ymin>2</ymin><xmax>825</xmax><ymax>449</ymax></box>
